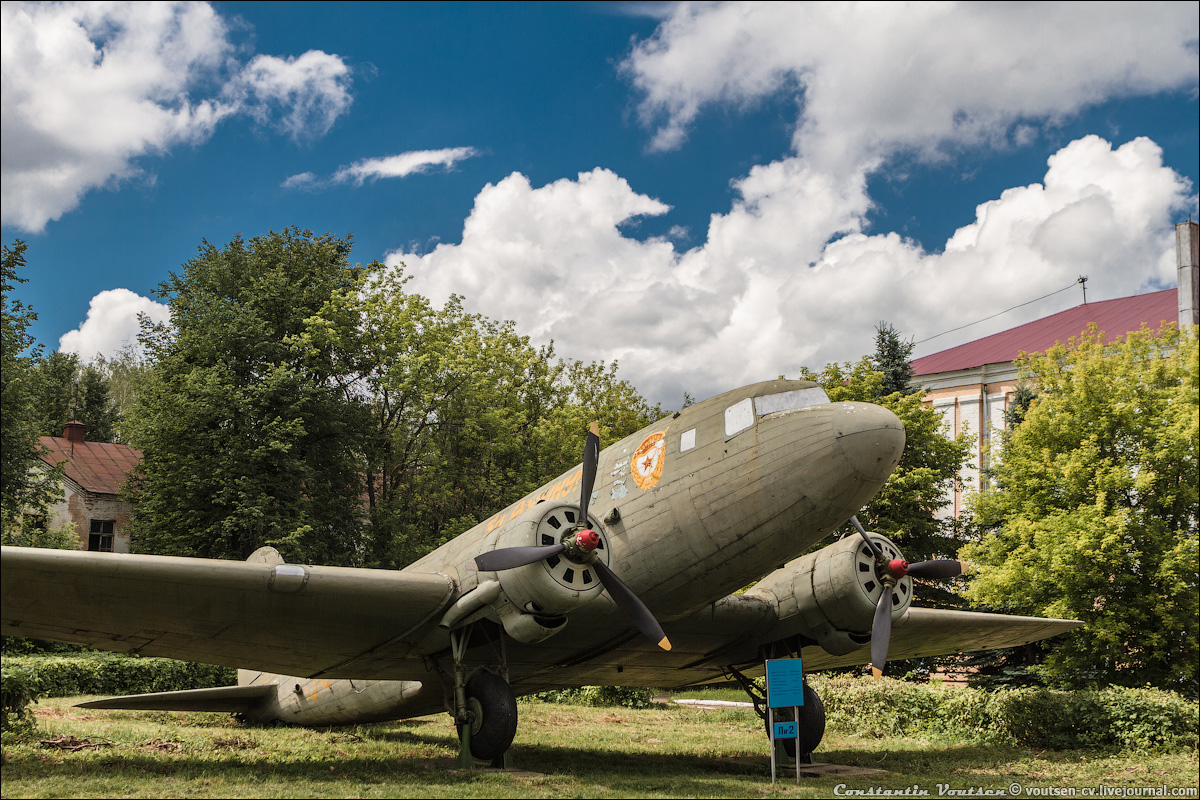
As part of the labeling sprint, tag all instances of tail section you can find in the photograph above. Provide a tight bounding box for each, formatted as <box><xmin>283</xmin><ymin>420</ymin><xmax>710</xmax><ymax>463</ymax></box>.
<box><xmin>77</xmin><ymin>683</ymin><xmax>276</xmax><ymax>714</ymax></box>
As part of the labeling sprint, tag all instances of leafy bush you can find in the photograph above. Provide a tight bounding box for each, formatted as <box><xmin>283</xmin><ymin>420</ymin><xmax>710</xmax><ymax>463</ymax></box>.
<box><xmin>2</xmin><ymin>652</ymin><xmax>235</xmax><ymax>699</ymax></box>
<box><xmin>2</xmin><ymin>635</ymin><xmax>86</xmax><ymax>655</ymax></box>
<box><xmin>526</xmin><ymin>685</ymin><xmax>656</xmax><ymax>709</ymax></box>
<box><xmin>1</xmin><ymin>664</ymin><xmax>40</xmax><ymax>732</ymax></box>
<box><xmin>811</xmin><ymin>676</ymin><xmax>1198</xmax><ymax>752</ymax></box>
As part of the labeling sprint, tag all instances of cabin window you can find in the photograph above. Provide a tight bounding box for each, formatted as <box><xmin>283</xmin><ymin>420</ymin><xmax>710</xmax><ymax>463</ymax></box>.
<box><xmin>88</xmin><ymin>519</ymin><xmax>115</xmax><ymax>552</ymax></box>
<box><xmin>724</xmin><ymin>399</ymin><xmax>755</xmax><ymax>437</ymax></box>
<box><xmin>753</xmin><ymin>387</ymin><xmax>830</xmax><ymax>416</ymax></box>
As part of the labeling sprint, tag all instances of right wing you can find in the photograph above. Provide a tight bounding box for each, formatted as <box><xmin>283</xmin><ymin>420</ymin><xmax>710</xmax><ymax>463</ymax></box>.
<box><xmin>798</xmin><ymin>606</ymin><xmax>1083</xmax><ymax>671</ymax></box>
<box><xmin>1</xmin><ymin>547</ymin><xmax>456</xmax><ymax>679</ymax></box>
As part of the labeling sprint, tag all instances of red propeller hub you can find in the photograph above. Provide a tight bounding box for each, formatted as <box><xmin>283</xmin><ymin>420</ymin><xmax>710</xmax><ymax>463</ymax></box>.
<box><xmin>575</xmin><ymin>529</ymin><xmax>600</xmax><ymax>552</ymax></box>
<box><xmin>887</xmin><ymin>558</ymin><xmax>909</xmax><ymax>578</ymax></box>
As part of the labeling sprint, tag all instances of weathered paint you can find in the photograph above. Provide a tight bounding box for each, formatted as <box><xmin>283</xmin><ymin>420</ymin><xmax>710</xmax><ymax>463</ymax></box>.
<box><xmin>1</xmin><ymin>378</ymin><xmax>1081</xmax><ymax>728</ymax></box>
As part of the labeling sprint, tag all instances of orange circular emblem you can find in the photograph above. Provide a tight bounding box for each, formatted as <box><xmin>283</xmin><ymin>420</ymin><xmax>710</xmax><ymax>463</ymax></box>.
<box><xmin>631</xmin><ymin>432</ymin><xmax>667</xmax><ymax>491</ymax></box>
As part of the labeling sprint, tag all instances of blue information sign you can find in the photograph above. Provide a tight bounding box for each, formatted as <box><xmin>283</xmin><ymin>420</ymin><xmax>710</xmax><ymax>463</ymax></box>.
<box><xmin>773</xmin><ymin>720</ymin><xmax>797</xmax><ymax>739</ymax></box>
<box><xmin>765</xmin><ymin>658</ymin><xmax>805</xmax><ymax>708</ymax></box>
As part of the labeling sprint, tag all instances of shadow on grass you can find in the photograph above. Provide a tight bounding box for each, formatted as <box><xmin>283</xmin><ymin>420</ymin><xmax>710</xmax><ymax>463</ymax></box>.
<box><xmin>4</xmin><ymin>725</ymin><xmax>1130</xmax><ymax>793</ymax></box>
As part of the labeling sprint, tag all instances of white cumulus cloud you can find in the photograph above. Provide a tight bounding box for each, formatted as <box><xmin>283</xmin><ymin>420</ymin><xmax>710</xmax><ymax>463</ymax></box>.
<box><xmin>233</xmin><ymin>50</ymin><xmax>352</xmax><ymax>142</ymax></box>
<box><xmin>623</xmin><ymin>3</ymin><xmax>1199</xmax><ymax>171</ymax></box>
<box><xmin>58</xmin><ymin>289</ymin><xmax>171</xmax><ymax>362</ymax></box>
<box><xmin>389</xmin><ymin>136</ymin><xmax>1193</xmax><ymax>407</ymax></box>
<box><xmin>0</xmin><ymin>1</ymin><xmax>354</xmax><ymax>232</ymax></box>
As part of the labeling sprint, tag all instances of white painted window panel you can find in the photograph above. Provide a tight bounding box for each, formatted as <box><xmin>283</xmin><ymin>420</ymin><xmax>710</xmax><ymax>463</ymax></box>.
<box><xmin>725</xmin><ymin>399</ymin><xmax>755</xmax><ymax>437</ymax></box>
<box><xmin>753</xmin><ymin>388</ymin><xmax>830</xmax><ymax>415</ymax></box>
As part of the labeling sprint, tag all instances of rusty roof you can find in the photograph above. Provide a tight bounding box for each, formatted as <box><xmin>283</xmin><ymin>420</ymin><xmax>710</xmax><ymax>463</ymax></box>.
<box><xmin>37</xmin><ymin>437</ymin><xmax>143</xmax><ymax>496</ymax></box>
<box><xmin>911</xmin><ymin>289</ymin><xmax>1178</xmax><ymax>376</ymax></box>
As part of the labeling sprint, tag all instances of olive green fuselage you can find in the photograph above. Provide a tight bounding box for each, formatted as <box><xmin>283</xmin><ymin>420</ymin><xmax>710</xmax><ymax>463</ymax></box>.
<box><xmin>239</xmin><ymin>379</ymin><xmax>906</xmax><ymax>725</ymax></box>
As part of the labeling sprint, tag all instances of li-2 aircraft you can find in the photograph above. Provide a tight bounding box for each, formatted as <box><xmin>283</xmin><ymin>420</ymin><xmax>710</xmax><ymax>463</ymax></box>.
<box><xmin>1</xmin><ymin>379</ymin><xmax>1079</xmax><ymax>765</ymax></box>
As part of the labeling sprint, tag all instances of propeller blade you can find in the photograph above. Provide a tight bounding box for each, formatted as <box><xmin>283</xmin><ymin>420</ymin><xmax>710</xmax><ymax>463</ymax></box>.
<box><xmin>870</xmin><ymin>583</ymin><xmax>893</xmax><ymax>677</ymax></box>
<box><xmin>851</xmin><ymin>515</ymin><xmax>883</xmax><ymax>560</ymax></box>
<box><xmin>474</xmin><ymin>543</ymin><xmax>565</xmax><ymax>572</ymax></box>
<box><xmin>906</xmin><ymin>559</ymin><xmax>962</xmax><ymax>580</ymax></box>
<box><xmin>579</xmin><ymin>421</ymin><xmax>600</xmax><ymax>523</ymax></box>
<box><xmin>593</xmin><ymin>560</ymin><xmax>671</xmax><ymax>651</ymax></box>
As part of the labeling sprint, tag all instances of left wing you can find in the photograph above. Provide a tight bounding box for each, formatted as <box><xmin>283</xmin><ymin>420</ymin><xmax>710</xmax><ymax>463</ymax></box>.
<box><xmin>0</xmin><ymin>547</ymin><xmax>455</xmax><ymax>679</ymax></box>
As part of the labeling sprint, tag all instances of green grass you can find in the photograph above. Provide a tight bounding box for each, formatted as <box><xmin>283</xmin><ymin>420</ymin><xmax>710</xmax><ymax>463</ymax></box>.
<box><xmin>2</xmin><ymin>696</ymin><xmax>1196</xmax><ymax>798</ymax></box>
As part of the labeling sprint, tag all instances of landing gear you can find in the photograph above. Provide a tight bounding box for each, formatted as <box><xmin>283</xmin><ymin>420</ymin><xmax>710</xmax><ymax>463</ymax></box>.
<box><xmin>760</xmin><ymin>685</ymin><xmax>825</xmax><ymax>760</ymax></box>
<box><xmin>728</xmin><ymin>665</ymin><xmax>826</xmax><ymax>763</ymax></box>
<box><xmin>456</xmin><ymin>670</ymin><xmax>518</xmax><ymax>762</ymax></box>
<box><xmin>446</xmin><ymin>622</ymin><xmax>517</xmax><ymax>769</ymax></box>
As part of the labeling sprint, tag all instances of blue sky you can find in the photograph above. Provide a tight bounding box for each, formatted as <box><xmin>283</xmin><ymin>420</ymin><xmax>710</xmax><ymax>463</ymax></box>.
<box><xmin>3</xmin><ymin>2</ymin><xmax>1197</xmax><ymax>406</ymax></box>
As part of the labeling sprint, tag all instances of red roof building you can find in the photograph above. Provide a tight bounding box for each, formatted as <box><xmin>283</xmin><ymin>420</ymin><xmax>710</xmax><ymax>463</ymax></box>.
<box><xmin>913</xmin><ymin>221</ymin><xmax>1198</xmax><ymax>518</ymax></box>
<box><xmin>911</xmin><ymin>289</ymin><xmax>1178</xmax><ymax>377</ymax></box>
<box><xmin>35</xmin><ymin>421</ymin><xmax>142</xmax><ymax>553</ymax></box>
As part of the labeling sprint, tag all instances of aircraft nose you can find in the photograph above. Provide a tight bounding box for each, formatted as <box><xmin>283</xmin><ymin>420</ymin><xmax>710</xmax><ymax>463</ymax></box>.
<box><xmin>833</xmin><ymin>402</ymin><xmax>905</xmax><ymax>482</ymax></box>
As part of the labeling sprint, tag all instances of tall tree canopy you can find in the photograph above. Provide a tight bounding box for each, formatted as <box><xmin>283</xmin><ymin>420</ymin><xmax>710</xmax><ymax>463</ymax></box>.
<box><xmin>31</xmin><ymin>351</ymin><xmax>118</xmax><ymax>443</ymax></box>
<box><xmin>962</xmin><ymin>324</ymin><xmax>1198</xmax><ymax>694</ymax></box>
<box><xmin>127</xmin><ymin>229</ymin><xmax>371</xmax><ymax>564</ymax></box>
<box><xmin>1</xmin><ymin>241</ymin><xmax>61</xmax><ymax>530</ymax></box>
<box><xmin>124</xmin><ymin>231</ymin><xmax>663</xmax><ymax>568</ymax></box>
<box><xmin>873</xmin><ymin>321</ymin><xmax>918</xmax><ymax>398</ymax></box>
<box><xmin>356</xmin><ymin>269</ymin><xmax>661</xmax><ymax>568</ymax></box>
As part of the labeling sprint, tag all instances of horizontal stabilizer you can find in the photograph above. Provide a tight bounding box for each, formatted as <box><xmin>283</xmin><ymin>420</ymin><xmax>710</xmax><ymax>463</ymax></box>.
<box><xmin>77</xmin><ymin>683</ymin><xmax>276</xmax><ymax>714</ymax></box>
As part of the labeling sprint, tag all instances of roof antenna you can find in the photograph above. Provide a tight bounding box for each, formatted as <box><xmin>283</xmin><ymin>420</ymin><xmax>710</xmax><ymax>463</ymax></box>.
<box><xmin>1077</xmin><ymin>275</ymin><xmax>1088</xmax><ymax>304</ymax></box>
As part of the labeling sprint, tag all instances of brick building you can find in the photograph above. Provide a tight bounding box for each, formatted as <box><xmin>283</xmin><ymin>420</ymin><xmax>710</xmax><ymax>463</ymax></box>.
<box><xmin>35</xmin><ymin>421</ymin><xmax>141</xmax><ymax>552</ymax></box>
<box><xmin>912</xmin><ymin>220</ymin><xmax>1198</xmax><ymax>518</ymax></box>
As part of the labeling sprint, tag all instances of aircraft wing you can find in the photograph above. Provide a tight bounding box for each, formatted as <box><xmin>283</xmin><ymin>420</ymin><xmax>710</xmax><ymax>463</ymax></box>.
<box><xmin>0</xmin><ymin>547</ymin><xmax>455</xmax><ymax>678</ymax></box>
<box><xmin>797</xmin><ymin>607</ymin><xmax>1083</xmax><ymax>671</ymax></box>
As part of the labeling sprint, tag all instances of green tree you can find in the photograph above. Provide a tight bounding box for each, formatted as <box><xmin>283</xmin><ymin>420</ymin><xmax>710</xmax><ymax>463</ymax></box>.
<box><xmin>1</xmin><ymin>241</ymin><xmax>61</xmax><ymax>532</ymax></box>
<box><xmin>91</xmin><ymin>345</ymin><xmax>153</xmax><ymax>443</ymax></box>
<box><xmin>125</xmin><ymin>229</ymin><xmax>371</xmax><ymax>565</ymax></box>
<box><xmin>800</xmin><ymin>356</ymin><xmax>973</xmax><ymax>606</ymax></box>
<box><xmin>357</xmin><ymin>268</ymin><xmax>661</xmax><ymax>568</ymax></box>
<box><xmin>30</xmin><ymin>351</ymin><xmax>119</xmax><ymax>442</ymax></box>
<box><xmin>873</xmin><ymin>321</ymin><xmax>918</xmax><ymax>398</ymax></box>
<box><xmin>961</xmin><ymin>324</ymin><xmax>1198</xmax><ymax>694</ymax></box>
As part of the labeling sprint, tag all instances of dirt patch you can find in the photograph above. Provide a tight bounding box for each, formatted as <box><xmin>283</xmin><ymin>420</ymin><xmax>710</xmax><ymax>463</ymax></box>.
<box><xmin>38</xmin><ymin>735</ymin><xmax>113</xmax><ymax>751</ymax></box>
<box><xmin>141</xmin><ymin>738</ymin><xmax>183</xmax><ymax>752</ymax></box>
<box><xmin>212</xmin><ymin>736</ymin><xmax>257</xmax><ymax>750</ymax></box>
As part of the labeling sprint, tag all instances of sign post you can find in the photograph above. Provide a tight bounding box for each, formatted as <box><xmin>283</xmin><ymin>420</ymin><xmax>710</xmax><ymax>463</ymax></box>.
<box><xmin>765</xmin><ymin>658</ymin><xmax>804</xmax><ymax>785</ymax></box>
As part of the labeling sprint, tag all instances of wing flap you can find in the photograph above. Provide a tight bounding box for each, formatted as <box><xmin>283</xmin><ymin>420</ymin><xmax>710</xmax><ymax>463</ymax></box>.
<box><xmin>1</xmin><ymin>547</ymin><xmax>456</xmax><ymax>678</ymax></box>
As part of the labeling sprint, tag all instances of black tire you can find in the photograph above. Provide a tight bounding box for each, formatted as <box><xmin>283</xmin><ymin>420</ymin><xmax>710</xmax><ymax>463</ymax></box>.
<box><xmin>764</xmin><ymin>684</ymin><xmax>825</xmax><ymax>758</ymax></box>
<box><xmin>458</xmin><ymin>670</ymin><xmax>518</xmax><ymax>761</ymax></box>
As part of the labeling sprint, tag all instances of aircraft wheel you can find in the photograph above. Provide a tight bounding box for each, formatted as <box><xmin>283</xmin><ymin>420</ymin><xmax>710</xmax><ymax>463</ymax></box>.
<box><xmin>457</xmin><ymin>670</ymin><xmax>518</xmax><ymax>760</ymax></box>
<box><xmin>764</xmin><ymin>684</ymin><xmax>825</xmax><ymax>758</ymax></box>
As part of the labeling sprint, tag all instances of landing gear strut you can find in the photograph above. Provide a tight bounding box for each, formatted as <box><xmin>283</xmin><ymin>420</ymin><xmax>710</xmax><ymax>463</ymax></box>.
<box><xmin>447</xmin><ymin>623</ymin><xmax>517</xmax><ymax>769</ymax></box>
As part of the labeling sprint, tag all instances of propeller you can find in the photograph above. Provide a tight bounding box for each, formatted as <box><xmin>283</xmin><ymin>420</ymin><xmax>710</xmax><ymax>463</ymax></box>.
<box><xmin>852</xmin><ymin>517</ymin><xmax>963</xmax><ymax>678</ymax></box>
<box><xmin>850</xmin><ymin>516</ymin><xmax>882</xmax><ymax>559</ymax></box>
<box><xmin>475</xmin><ymin>421</ymin><xmax>672</xmax><ymax>651</ymax></box>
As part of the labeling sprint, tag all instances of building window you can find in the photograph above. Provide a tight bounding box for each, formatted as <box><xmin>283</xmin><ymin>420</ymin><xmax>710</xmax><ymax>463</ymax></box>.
<box><xmin>88</xmin><ymin>519</ymin><xmax>115</xmax><ymax>552</ymax></box>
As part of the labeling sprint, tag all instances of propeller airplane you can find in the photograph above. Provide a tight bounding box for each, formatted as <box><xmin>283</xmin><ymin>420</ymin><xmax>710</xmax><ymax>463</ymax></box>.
<box><xmin>1</xmin><ymin>379</ymin><xmax>1080</xmax><ymax>765</ymax></box>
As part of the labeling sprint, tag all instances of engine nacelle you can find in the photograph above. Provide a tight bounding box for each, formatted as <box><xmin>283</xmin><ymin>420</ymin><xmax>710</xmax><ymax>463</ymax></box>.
<box><xmin>481</xmin><ymin>503</ymin><xmax>611</xmax><ymax>644</ymax></box>
<box><xmin>756</xmin><ymin>532</ymin><xmax>913</xmax><ymax>656</ymax></box>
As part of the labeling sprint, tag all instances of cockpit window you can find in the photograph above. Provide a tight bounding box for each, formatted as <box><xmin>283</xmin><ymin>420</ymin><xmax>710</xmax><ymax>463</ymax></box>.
<box><xmin>724</xmin><ymin>398</ymin><xmax>755</xmax><ymax>437</ymax></box>
<box><xmin>754</xmin><ymin>387</ymin><xmax>830</xmax><ymax>416</ymax></box>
